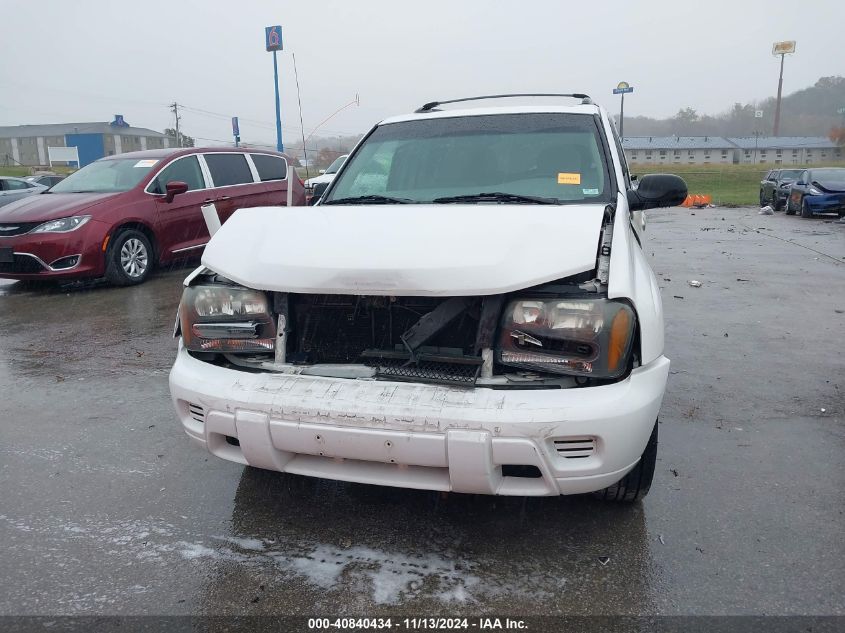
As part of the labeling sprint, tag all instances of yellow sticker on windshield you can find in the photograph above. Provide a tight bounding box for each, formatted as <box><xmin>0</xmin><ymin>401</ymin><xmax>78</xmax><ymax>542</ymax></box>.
<box><xmin>557</xmin><ymin>172</ymin><xmax>581</xmax><ymax>185</ymax></box>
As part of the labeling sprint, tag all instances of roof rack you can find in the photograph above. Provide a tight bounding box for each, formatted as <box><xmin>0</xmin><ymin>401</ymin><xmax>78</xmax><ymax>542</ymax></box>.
<box><xmin>415</xmin><ymin>93</ymin><xmax>593</xmax><ymax>113</ymax></box>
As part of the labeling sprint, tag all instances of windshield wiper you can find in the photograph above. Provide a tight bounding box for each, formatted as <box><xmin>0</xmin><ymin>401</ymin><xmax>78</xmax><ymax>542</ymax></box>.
<box><xmin>432</xmin><ymin>192</ymin><xmax>559</xmax><ymax>204</ymax></box>
<box><xmin>323</xmin><ymin>194</ymin><xmax>413</xmax><ymax>205</ymax></box>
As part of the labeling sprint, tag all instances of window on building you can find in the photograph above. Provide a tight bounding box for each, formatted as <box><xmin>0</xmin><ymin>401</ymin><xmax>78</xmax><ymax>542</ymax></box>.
<box><xmin>630</xmin><ymin>151</ymin><xmax>638</xmax><ymax>159</ymax></box>
<box><xmin>721</xmin><ymin>150</ymin><xmax>728</xmax><ymax>158</ymax></box>
<box><xmin>688</xmin><ymin>150</ymin><xmax>694</xmax><ymax>156</ymax></box>
<box><xmin>745</xmin><ymin>150</ymin><xmax>751</xmax><ymax>157</ymax></box>
<box><xmin>674</xmin><ymin>149</ymin><xmax>681</xmax><ymax>157</ymax></box>
<box><xmin>792</xmin><ymin>150</ymin><xmax>798</xmax><ymax>155</ymax></box>
<box><xmin>659</xmin><ymin>150</ymin><xmax>667</xmax><ymax>157</ymax></box>
<box><xmin>204</xmin><ymin>153</ymin><xmax>254</xmax><ymax>187</ymax></box>
<box><xmin>149</xmin><ymin>155</ymin><xmax>205</xmax><ymax>193</ymax></box>
<box><xmin>250</xmin><ymin>154</ymin><xmax>287</xmax><ymax>181</ymax></box>
<box><xmin>776</xmin><ymin>150</ymin><xmax>782</xmax><ymax>156</ymax></box>
<box><xmin>704</xmin><ymin>154</ymin><xmax>710</xmax><ymax>159</ymax></box>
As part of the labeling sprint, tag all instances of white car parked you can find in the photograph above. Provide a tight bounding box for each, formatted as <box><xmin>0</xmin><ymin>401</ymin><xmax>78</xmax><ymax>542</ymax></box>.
<box><xmin>169</xmin><ymin>94</ymin><xmax>687</xmax><ymax>501</ymax></box>
<box><xmin>303</xmin><ymin>154</ymin><xmax>347</xmax><ymax>203</ymax></box>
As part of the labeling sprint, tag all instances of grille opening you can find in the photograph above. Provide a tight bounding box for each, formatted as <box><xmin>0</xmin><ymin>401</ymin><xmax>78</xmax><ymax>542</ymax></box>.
<box><xmin>0</xmin><ymin>254</ymin><xmax>45</xmax><ymax>274</ymax></box>
<box><xmin>502</xmin><ymin>464</ymin><xmax>543</xmax><ymax>478</ymax></box>
<box><xmin>288</xmin><ymin>294</ymin><xmax>483</xmax><ymax>384</ymax></box>
<box><xmin>553</xmin><ymin>437</ymin><xmax>596</xmax><ymax>459</ymax></box>
<box><xmin>187</xmin><ymin>402</ymin><xmax>205</xmax><ymax>423</ymax></box>
<box><xmin>225</xmin><ymin>435</ymin><xmax>240</xmax><ymax>447</ymax></box>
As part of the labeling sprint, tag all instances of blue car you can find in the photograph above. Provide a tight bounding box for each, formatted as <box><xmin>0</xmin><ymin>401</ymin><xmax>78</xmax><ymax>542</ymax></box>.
<box><xmin>786</xmin><ymin>167</ymin><xmax>845</xmax><ymax>218</ymax></box>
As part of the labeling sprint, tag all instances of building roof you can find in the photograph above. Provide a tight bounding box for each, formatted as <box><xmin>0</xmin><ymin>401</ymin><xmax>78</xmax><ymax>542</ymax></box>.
<box><xmin>0</xmin><ymin>122</ymin><xmax>168</xmax><ymax>139</ymax></box>
<box><xmin>622</xmin><ymin>136</ymin><xmax>734</xmax><ymax>150</ymax></box>
<box><xmin>622</xmin><ymin>135</ymin><xmax>839</xmax><ymax>151</ymax></box>
<box><xmin>726</xmin><ymin>136</ymin><xmax>836</xmax><ymax>149</ymax></box>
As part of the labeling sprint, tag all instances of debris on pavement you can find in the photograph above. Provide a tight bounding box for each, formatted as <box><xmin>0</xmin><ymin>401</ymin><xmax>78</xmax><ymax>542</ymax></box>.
<box><xmin>688</xmin><ymin>280</ymin><xmax>702</xmax><ymax>287</ymax></box>
<box><xmin>759</xmin><ymin>206</ymin><xmax>774</xmax><ymax>215</ymax></box>
<box><xmin>597</xmin><ymin>557</ymin><xmax>610</xmax><ymax>566</ymax></box>
<box><xmin>658</xmin><ymin>535</ymin><xmax>666</xmax><ymax>545</ymax></box>
<box><xmin>673</xmin><ymin>295</ymin><xmax>684</xmax><ymax>299</ymax></box>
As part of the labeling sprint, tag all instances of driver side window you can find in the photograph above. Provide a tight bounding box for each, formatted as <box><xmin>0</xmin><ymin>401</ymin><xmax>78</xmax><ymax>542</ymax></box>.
<box><xmin>149</xmin><ymin>156</ymin><xmax>205</xmax><ymax>194</ymax></box>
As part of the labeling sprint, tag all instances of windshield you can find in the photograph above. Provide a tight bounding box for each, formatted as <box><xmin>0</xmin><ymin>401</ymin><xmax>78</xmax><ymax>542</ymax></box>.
<box><xmin>324</xmin><ymin>113</ymin><xmax>612</xmax><ymax>204</ymax></box>
<box><xmin>779</xmin><ymin>169</ymin><xmax>803</xmax><ymax>180</ymax></box>
<box><xmin>811</xmin><ymin>168</ymin><xmax>845</xmax><ymax>183</ymax></box>
<box><xmin>49</xmin><ymin>157</ymin><xmax>159</xmax><ymax>193</ymax></box>
<box><xmin>325</xmin><ymin>155</ymin><xmax>347</xmax><ymax>174</ymax></box>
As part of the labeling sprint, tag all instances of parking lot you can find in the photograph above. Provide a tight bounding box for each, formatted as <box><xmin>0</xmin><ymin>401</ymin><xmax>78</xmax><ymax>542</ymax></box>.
<box><xmin>0</xmin><ymin>207</ymin><xmax>843</xmax><ymax>617</ymax></box>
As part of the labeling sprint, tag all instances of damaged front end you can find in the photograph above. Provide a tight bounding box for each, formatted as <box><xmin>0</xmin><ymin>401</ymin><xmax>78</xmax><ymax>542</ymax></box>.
<box><xmin>176</xmin><ymin>206</ymin><xmax>638</xmax><ymax>390</ymax></box>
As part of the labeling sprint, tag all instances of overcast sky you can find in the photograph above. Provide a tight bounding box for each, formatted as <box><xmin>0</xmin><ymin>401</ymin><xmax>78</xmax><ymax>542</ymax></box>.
<box><xmin>2</xmin><ymin>0</ymin><xmax>843</xmax><ymax>148</ymax></box>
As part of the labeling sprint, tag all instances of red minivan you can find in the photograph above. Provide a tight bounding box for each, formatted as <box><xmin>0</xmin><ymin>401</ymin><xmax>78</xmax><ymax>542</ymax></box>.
<box><xmin>0</xmin><ymin>147</ymin><xmax>305</xmax><ymax>285</ymax></box>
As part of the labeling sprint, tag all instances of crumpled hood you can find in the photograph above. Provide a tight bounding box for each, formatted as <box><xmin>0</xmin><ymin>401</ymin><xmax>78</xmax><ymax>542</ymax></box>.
<box><xmin>202</xmin><ymin>204</ymin><xmax>605</xmax><ymax>296</ymax></box>
<box><xmin>0</xmin><ymin>192</ymin><xmax>119</xmax><ymax>222</ymax></box>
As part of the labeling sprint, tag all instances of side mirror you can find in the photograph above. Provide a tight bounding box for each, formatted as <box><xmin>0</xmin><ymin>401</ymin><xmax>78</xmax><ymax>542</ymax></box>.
<box><xmin>164</xmin><ymin>180</ymin><xmax>189</xmax><ymax>203</ymax></box>
<box><xmin>627</xmin><ymin>174</ymin><xmax>688</xmax><ymax>211</ymax></box>
<box><xmin>318</xmin><ymin>169</ymin><xmax>326</xmax><ymax>175</ymax></box>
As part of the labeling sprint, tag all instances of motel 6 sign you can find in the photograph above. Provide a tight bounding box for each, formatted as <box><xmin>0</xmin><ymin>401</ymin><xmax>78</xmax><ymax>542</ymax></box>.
<box><xmin>265</xmin><ymin>25</ymin><xmax>283</xmax><ymax>52</ymax></box>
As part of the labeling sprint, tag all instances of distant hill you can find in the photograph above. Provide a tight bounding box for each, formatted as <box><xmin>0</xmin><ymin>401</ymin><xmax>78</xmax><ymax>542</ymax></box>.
<box><xmin>623</xmin><ymin>76</ymin><xmax>845</xmax><ymax>138</ymax></box>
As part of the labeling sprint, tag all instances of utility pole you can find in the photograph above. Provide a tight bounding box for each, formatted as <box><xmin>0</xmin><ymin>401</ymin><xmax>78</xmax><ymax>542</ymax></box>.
<box><xmin>170</xmin><ymin>102</ymin><xmax>182</xmax><ymax>148</ymax></box>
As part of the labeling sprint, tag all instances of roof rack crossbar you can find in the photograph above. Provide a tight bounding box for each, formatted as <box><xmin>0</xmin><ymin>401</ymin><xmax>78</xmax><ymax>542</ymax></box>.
<box><xmin>415</xmin><ymin>93</ymin><xmax>593</xmax><ymax>113</ymax></box>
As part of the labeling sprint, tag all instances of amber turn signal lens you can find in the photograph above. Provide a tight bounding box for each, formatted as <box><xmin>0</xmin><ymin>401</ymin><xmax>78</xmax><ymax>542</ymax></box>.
<box><xmin>607</xmin><ymin>308</ymin><xmax>632</xmax><ymax>373</ymax></box>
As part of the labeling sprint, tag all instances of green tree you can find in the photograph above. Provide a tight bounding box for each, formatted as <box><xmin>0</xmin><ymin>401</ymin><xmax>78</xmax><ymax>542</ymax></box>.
<box><xmin>164</xmin><ymin>128</ymin><xmax>195</xmax><ymax>148</ymax></box>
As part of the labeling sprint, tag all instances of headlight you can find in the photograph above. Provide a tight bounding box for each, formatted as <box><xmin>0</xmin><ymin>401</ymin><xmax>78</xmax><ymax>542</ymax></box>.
<box><xmin>497</xmin><ymin>298</ymin><xmax>636</xmax><ymax>379</ymax></box>
<box><xmin>807</xmin><ymin>187</ymin><xmax>822</xmax><ymax>195</ymax></box>
<box><xmin>31</xmin><ymin>216</ymin><xmax>91</xmax><ymax>233</ymax></box>
<box><xmin>179</xmin><ymin>284</ymin><xmax>275</xmax><ymax>353</ymax></box>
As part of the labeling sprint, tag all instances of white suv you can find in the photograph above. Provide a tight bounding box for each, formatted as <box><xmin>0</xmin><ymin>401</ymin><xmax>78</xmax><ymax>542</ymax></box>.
<box><xmin>169</xmin><ymin>94</ymin><xmax>687</xmax><ymax>501</ymax></box>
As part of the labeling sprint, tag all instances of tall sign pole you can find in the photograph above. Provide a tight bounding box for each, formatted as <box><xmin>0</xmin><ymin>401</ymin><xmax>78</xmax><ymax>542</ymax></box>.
<box><xmin>231</xmin><ymin>116</ymin><xmax>240</xmax><ymax>147</ymax></box>
<box><xmin>265</xmin><ymin>25</ymin><xmax>284</xmax><ymax>152</ymax></box>
<box><xmin>612</xmin><ymin>82</ymin><xmax>634</xmax><ymax>140</ymax></box>
<box><xmin>771</xmin><ymin>41</ymin><xmax>796</xmax><ymax>137</ymax></box>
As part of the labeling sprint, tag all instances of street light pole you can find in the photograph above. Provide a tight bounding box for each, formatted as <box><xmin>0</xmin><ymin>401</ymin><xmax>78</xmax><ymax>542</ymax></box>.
<box><xmin>265</xmin><ymin>25</ymin><xmax>285</xmax><ymax>153</ymax></box>
<box><xmin>771</xmin><ymin>40</ymin><xmax>796</xmax><ymax>137</ymax></box>
<box><xmin>612</xmin><ymin>82</ymin><xmax>633</xmax><ymax>141</ymax></box>
<box><xmin>272</xmin><ymin>49</ymin><xmax>283</xmax><ymax>152</ymax></box>
<box><xmin>773</xmin><ymin>53</ymin><xmax>785</xmax><ymax>136</ymax></box>
<box><xmin>619</xmin><ymin>92</ymin><xmax>625</xmax><ymax>139</ymax></box>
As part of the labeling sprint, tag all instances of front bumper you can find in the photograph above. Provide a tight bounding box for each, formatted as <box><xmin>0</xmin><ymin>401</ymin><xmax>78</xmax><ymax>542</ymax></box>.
<box><xmin>806</xmin><ymin>193</ymin><xmax>845</xmax><ymax>214</ymax></box>
<box><xmin>0</xmin><ymin>220</ymin><xmax>107</xmax><ymax>280</ymax></box>
<box><xmin>169</xmin><ymin>346</ymin><xmax>670</xmax><ymax>496</ymax></box>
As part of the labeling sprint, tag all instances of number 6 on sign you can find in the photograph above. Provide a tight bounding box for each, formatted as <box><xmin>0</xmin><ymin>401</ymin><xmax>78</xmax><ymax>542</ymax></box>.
<box><xmin>265</xmin><ymin>25</ymin><xmax>283</xmax><ymax>51</ymax></box>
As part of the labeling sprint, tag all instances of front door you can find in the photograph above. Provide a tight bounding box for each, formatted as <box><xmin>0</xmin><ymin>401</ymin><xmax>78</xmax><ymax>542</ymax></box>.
<box><xmin>151</xmin><ymin>155</ymin><xmax>211</xmax><ymax>257</ymax></box>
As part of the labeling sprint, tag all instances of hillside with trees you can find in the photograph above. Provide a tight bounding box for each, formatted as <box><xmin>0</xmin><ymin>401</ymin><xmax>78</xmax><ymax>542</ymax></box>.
<box><xmin>622</xmin><ymin>76</ymin><xmax>845</xmax><ymax>139</ymax></box>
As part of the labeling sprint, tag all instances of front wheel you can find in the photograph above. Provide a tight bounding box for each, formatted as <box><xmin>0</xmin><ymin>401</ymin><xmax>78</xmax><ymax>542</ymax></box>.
<box><xmin>759</xmin><ymin>191</ymin><xmax>765</xmax><ymax>207</ymax></box>
<box><xmin>785</xmin><ymin>196</ymin><xmax>796</xmax><ymax>215</ymax></box>
<box><xmin>801</xmin><ymin>197</ymin><xmax>813</xmax><ymax>219</ymax></box>
<box><xmin>105</xmin><ymin>229</ymin><xmax>153</xmax><ymax>285</ymax></box>
<box><xmin>593</xmin><ymin>421</ymin><xmax>658</xmax><ymax>503</ymax></box>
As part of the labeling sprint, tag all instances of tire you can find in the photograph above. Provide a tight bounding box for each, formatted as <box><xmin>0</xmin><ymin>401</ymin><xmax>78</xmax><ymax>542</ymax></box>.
<box><xmin>759</xmin><ymin>191</ymin><xmax>765</xmax><ymax>207</ymax></box>
<box><xmin>105</xmin><ymin>229</ymin><xmax>153</xmax><ymax>285</ymax></box>
<box><xmin>772</xmin><ymin>193</ymin><xmax>781</xmax><ymax>211</ymax></box>
<box><xmin>785</xmin><ymin>195</ymin><xmax>796</xmax><ymax>215</ymax></box>
<box><xmin>801</xmin><ymin>197</ymin><xmax>813</xmax><ymax>219</ymax></box>
<box><xmin>593</xmin><ymin>421</ymin><xmax>658</xmax><ymax>503</ymax></box>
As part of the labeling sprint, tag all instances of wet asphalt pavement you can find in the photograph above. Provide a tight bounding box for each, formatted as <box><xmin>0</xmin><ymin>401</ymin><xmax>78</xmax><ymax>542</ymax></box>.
<box><xmin>0</xmin><ymin>207</ymin><xmax>843</xmax><ymax>618</ymax></box>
